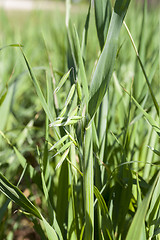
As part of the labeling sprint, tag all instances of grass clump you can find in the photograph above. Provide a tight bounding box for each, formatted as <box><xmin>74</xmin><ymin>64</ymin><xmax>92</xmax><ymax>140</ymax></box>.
<box><xmin>0</xmin><ymin>0</ymin><xmax>160</xmax><ymax>239</ymax></box>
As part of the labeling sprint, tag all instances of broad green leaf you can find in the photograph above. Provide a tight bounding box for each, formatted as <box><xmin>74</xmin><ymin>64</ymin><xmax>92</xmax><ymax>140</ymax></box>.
<box><xmin>88</xmin><ymin>0</ymin><xmax>131</xmax><ymax>119</ymax></box>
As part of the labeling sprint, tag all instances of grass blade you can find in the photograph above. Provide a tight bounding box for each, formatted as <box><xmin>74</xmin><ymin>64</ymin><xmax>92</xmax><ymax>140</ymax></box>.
<box><xmin>133</xmin><ymin>0</ymin><xmax>147</xmax><ymax>99</ymax></box>
<box><xmin>88</xmin><ymin>0</ymin><xmax>131</xmax><ymax>119</ymax></box>
<box><xmin>49</xmin><ymin>135</ymin><xmax>68</xmax><ymax>151</ymax></box>
<box><xmin>94</xmin><ymin>0</ymin><xmax>112</xmax><ymax>50</ymax></box>
<box><xmin>0</xmin><ymin>173</ymin><xmax>41</xmax><ymax>219</ymax></box>
<box><xmin>41</xmin><ymin>216</ymin><xmax>60</xmax><ymax>240</ymax></box>
<box><xmin>20</xmin><ymin>48</ymin><xmax>54</xmax><ymax>122</ymax></box>
<box><xmin>126</xmin><ymin>171</ymin><xmax>160</xmax><ymax>240</ymax></box>
<box><xmin>0</xmin><ymin>44</ymin><xmax>23</xmax><ymax>51</ymax></box>
<box><xmin>83</xmin><ymin>124</ymin><xmax>94</xmax><ymax>240</ymax></box>
<box><xmin>54</xmin><ymin>69</ymin><xmax>71</xmax><ymax>94</ymax></box>
<box><xmin>73</xmin><ymin>26</ymin><xmax>89</xmax><ymax>105</ymax></box>
<box><xmin>94</xmin><ymin>186</ymin><xmax>115</xmax><ymax>240</ymax></box>
<box><xmin>123</xmin><ymin>87</ymin><xmax>160</xmax><ymax>136</ymax></box>
<box><xmin>124</xmin><ymin>21</ymin><xmax>159</xmax><ymax>116</ymax></box>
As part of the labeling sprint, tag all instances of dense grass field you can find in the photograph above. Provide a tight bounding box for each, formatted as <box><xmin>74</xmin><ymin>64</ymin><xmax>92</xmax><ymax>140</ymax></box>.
<box><xmin>0</xmin><ymin>0</ymin><xmax>160</xmax><ymax>239</ymax></box>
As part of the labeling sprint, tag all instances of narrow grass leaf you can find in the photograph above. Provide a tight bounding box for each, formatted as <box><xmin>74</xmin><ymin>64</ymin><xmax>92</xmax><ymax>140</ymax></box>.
<box><xmin>0</xmin><ymin>173</ymin><xmax>42</xmax><ymax>219</ymax></box>
<box><xmin>41</xmin><ymin>216</ymin><xmax>60</xmax><ymax>240</ymax></box>
<box><xmin>79</xmin><ymin>224</ymin><xmax>85</xmax><ymax>240</ymax></box>
<box><xmin>0</xmin><ymin>44</ymin><xmax>23</xmax><ymax>51</ymax></box>
<box><xmin>0</xmin><ymin>86</ymin><xmax>8</xmax><ymax>106</ymax></box>
<box><xmin>53</xmin><ymin>142</ymin><xmax>72</xmax><ymax>157</ymax></box>
<box><xmin>13</xmin><ymin>147</ymin><xmax>27</xmax><ymax>169</ymax></box>
<box><xmin>20</xmin><ymin>48</ymin><xmax>54</xmax><ymax>122</ymax></box>
<box><xmin>65</xmin><ymin>106</ymin><xmax>79</xmax><ymax>126</ymax></box>
<box><xmin>49</xmin><ymin>116</ymin><xmax>83</xmax><ymax>127</ymax></box>
<box><xmin>66</xmin><ymin>21</ymin><xmax>78</xmax><ymax>83</ymax></box>
<box><xmin>40</xmin><ymin>172</ymin><xmax>63</xmax><ymax>239</ymax></box>
<box><xmin>81</xmin><ymin>0</ymin><xmax>91</xmax><ymax>58</ymax></box>
<box><xmin>94</xmin><ymin>186</ymin><xmax>115</xmax><ymax>240</ymax></box>
<box><xmin>73</xmin><ymin>26</ymin><xmax>89</xmax><ymax>105</ymax></box>
<box><xmin>112</xmin><ymin>167</ymin><xmax>133</xmax><ymax>235</ymax></box>
<box><xmin>76</xmin><ymin>80</ymin><xmax>82</xmax><ymax>103</ymax></box>
<box><xmin>55</xmin><ymin>148</ymin><xmax>70</xmax><ymax>170</ymax></box>
<box><xmin>94</xmin><ymin>0</ymin><xmax>112</xmax><ymax>50</ymax></box>
<box><xmin>64</xmin><ymin>84</ymin><xmax>76</xmax><ymax>107</ymax></box>
<box><xmin>126</xmin><ymin>171</ymin><xmax>160</xmax><ymax>240</ymax></box>
<box><xmin>64</xmin><ymin>128</ymin><xmax>78</xmax><ymax>147</ymax></box>
<box><xmin>0</xmin><ymin>199</ymin><xmax>10</xmax><ymax>223</ymax></box>
<box><xmin>0</xmin><ymin>83</ymin><xmax>14</xmax><ymax>131</ymax></box>
<box><xmin>88</xmin><ymin>0</ymin><xmax>131</xmax><ymax>119</ymax></box>
<box><xmin>124</xmin><ymin>21</ymin><xmax>159</xmax><ymax>115</ymax></box>
<box><xmin>98</xmin><ymin>91</ymin><xmax>108</xmax><ymax>161</ymax></box>
<box><xmin>83</xmin><ymin>125</ymin><xmax>94</xmax><ymax>240</ymax></box>
<box><xmin>147</xmin><ymin>175</ymin><xmax>160</xmax><ymax>239</ymax></box>
<box><xmin>133</xmin><ymin>0</ymin><xmax>147</xmax><ymax>99</ymax></box>
<box><xmin>148</xmin><ymin>146</ymin><xmax>160</xmax><ymax>157</ymax></box>
<box><xmin>67</xmin><ymin>159</ymin><xmax>83</xmax><ymax>177</ymax></box>
<box><xmin>123</xmin><ymin>88</ymin><xmax>160</xmax><ymax>136</ymax></box>
<box><xmin>0</xmin><ymin>130</ymin><xmax>27</xmax><ymax>169</ymax></box>
<box><xmin>54</xmin><ymin>69</ymin><xmax>71</xmax><ymax>93</ymax></box>
<box><xmin>92</xmin><ymin>121</ymin><xmax>100</xmax><ymax>152</ymax></box>
<box><xmin>56</xmin><ymin>160</ymin><xmax>69</xmax><ymax>235</ymax></box>
<box><xmin>49</xmin><ymin>135</ymin><xmax>68</xmax><ymax>151</ymax></box>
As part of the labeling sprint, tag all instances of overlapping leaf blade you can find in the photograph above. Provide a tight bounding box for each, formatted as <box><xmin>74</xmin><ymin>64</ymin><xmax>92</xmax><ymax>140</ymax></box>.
<box><xmin>0</xmin><ymin>172</ymin><xmax>41</xmax><ymax>219</ymax></box>
<box><xmin>88</xmin><ymin>0</ymin><xmax>131</xmax><ymax>119</ymax></box>
<box><xmin>94</xmin><ymin>0</ymin><xmax>111</xmax><ymax>50</ymax></box>
<box><xmin>126</xmin><ymin>171</ymin><xmax>160</xmax><ymax>240</ymax></box>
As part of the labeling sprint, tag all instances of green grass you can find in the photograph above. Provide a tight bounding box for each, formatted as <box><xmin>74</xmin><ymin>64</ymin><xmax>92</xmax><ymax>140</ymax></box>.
<box><xmin>0</xmin><ymin>0</ymin><xmax>160</xmax><ymax>239</ymax></box>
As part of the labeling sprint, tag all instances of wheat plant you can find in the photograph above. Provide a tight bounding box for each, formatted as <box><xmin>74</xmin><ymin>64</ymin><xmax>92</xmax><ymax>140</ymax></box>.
<box><xmin>0</xmin><ymin>0</ymin><xmax>160</xmax><ymax>239</ymax></box>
